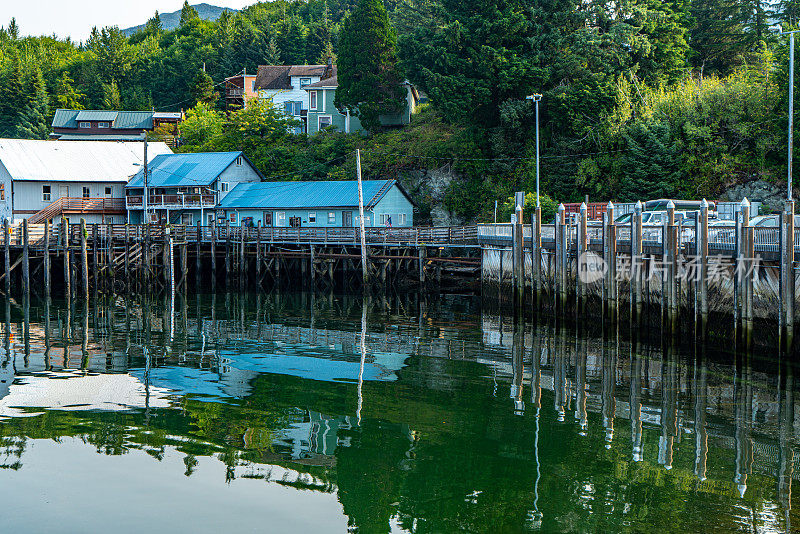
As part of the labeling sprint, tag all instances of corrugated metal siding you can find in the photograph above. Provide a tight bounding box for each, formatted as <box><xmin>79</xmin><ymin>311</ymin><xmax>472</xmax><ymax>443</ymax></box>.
<box><xmin>127</xmin><ymin>152</ymin><xmax>242</xmax><ymax>188</ymax></box>
<box><xmin>219</xmin><ymin>180</ymin><xmax>394</xmax><ymax>209</ymax></box>
<box><xmin>0</xmin><ymin>139</ymin><xmax>172</xmax><ymax>183</ymax></box>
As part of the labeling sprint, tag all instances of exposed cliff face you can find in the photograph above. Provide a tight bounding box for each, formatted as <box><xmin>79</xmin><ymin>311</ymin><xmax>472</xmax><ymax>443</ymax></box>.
<box><xmin>724</xmin><ymin>180</ymin><xmax>787</xmax><ymax>213</ymax></box>
<box><xmin>396</xmin><ymin>165</ymin><xmax>469</xmax><ymax>226</ymax></box>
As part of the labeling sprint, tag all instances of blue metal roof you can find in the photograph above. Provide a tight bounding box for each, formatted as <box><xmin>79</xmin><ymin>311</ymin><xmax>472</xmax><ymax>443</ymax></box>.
<box><xmin>127</xmin><ymin>151</ymin><xmax>245</xmax><ymax>188</ymax></box>
<box><xmin>219</xmin><ymin>180</ymin><xmax>399</xmax><ymax>209</ymax></box>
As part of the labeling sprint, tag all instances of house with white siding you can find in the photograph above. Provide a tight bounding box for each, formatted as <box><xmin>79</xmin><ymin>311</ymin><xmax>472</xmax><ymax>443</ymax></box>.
<box><xmin>253</xmin><ymin>60</ymin><xmax>336</xmax><ymax>134</ymax></box>
<box><xmin>0</xmin><ymin>138</ymin><xmax>172</xmax><ymax>224</ymax></box>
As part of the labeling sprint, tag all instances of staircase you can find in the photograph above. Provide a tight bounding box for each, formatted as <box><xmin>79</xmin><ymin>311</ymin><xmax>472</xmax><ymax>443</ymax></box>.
<box><xmin>28</xmin><ymin>197</ymin><xmax>126</xmax><ymax>224</ymax></box>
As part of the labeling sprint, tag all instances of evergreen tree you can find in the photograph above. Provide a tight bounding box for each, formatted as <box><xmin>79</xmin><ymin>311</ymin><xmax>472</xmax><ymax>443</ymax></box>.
<box><xmin>180</xmin><ymin>2</ymin><xmax>200</xmax><ymax>27</ymax></box>
<box><xmin>190</xmin><ymin>69</ymin><xmax>218</xmax><ymax>106</ymax></box>
<box><xmin>336</xmin><ymin>0</ymin><xmax>404</xmax><ymax>132</ymax></box>
<box><xmin>7</xmin><ymin>18</ymin><xmax>18</xmax><ymax>40</ymax></box>
<box><xmin>776</xmin><ymin>0</ymin><xmax>800</xmax><ymax>26</ymax></box>
<box><xmin>145</xmin><ymin>11</ymin><xmax>163</xmax><ymax>36</ymax></box>
<box><xmin>16</xmin><ymin>68</ymin><xmax>50</xmax><ymax>140</ymax></box>
<box><xmin>0</xmin><ymin>54</ymin><xmax>25</xmax><ymax>137</ymax></box>
<box><xmin>689</xmin><ymin>0</ymin><xmax>749</xmax><ymax>74</ymax></box>
<box><xmin>102</xmin><ymin>81</ymin><xmax>122</xmax><ymax>110</ymax></box>
<box><xmin>276</xmin><ymin>16</ymin><xmax>308</xmax><ymax>64</ymax></box>
<box><xmin>53</xmin><ymin>72</ymin><xmax>85</xmax><ymax>110</ymax></box>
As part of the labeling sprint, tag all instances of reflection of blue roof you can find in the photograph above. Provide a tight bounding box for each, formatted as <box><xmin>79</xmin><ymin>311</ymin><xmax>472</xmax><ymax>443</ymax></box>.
<box><xmin>129</xmin><ymin>366</ymin><xmax>260</xmax><ymax>400</ymax></box>
<box><xmin>127</xmin><ymin>152</ymin><xmax>249</xmax><ymax>188</ymax></box>
<box><xmin>219</xmin><ymin>180</ymin><xmax>403</xmax><ymax>209</ymax></box>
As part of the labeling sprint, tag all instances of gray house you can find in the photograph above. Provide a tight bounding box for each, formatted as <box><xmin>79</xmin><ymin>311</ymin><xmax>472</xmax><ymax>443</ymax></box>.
<box><xmin>218</xmin><ymin>180</ymin><xmax>414</xmax><ymax>227</ymax></box>
<box><xmin>126</xmin><ymin>151</ymin><xmax>263</xmax><ymax>225</ymax></box>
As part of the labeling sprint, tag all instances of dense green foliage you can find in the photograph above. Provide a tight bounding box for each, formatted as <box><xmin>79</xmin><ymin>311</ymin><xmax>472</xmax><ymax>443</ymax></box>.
<box><xmin>335</xmin><ymin>0</ymin><xmax>404</xmax><ymax>132</ymax></box>
<box><xmin>2</xmin><ymin>1</ymin><xmax>800</xmax><ymax>220</ymax></box>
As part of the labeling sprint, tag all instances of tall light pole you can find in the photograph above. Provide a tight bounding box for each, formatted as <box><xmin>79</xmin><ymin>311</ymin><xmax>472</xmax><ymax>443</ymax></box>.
<box><xmin>141</xmin><ymin>133</ymin><xmax>149</xmax><ymax>223</ymax></box>
<box><xmin>781</xmin><ymin>28</ymin><xmax>800</xmax><ymax>201</ymax></box>
<box><xmin>526</xmin><ymin>94</ymin><xmax>543</xmax><ymax>207</ymax></box>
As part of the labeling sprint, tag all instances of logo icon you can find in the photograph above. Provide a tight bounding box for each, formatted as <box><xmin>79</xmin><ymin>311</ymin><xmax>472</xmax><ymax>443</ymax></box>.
<box><xmin>578</xmin><ymin>252</ymin><xmax>607</xmax><ymax>284</ymax></box>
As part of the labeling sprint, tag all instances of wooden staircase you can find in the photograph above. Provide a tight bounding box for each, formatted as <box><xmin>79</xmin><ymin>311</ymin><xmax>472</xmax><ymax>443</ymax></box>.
<box><xmin>28</xmin><ymin>198</ymin><xmax>126</xmax><ymax>224</ymax></box>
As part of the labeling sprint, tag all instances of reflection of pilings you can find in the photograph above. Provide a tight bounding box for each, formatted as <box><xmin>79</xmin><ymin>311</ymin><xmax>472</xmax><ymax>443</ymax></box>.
<box><xmin>553</xmin><ymin>322</ymin><xmax>567</xmax><ymax>422</ymax></box>
<box><xmin>601</xmin><ymin>322</ymin><xmax>617</xmax><ymax>447</ymax></box>
<box><xmin>693</xmin><ymin>341</ymin><xmax>708</xmax><ymax>481</ymax></box>
<box><xmin>658</xmin><ymin>333</ymin><xmax>678</xmax><ymax>470</ymax></box>
<box><xmin>574</xmin><ymin>326</ymin><xmax>588</xmax><ymax>434</ymax></box>
<box><xmin>531</xmin><ymin>324</ymin><xmax>542</xmax><ymax>411</ymax></box>
<box><xmin>357</xmin><ymin>298</ymin><xmax>367</xmax><ymax>425</ymax></box>
<box><xmin>733</xmin><ymin>345</ymin><xmax>753</xmax><ymax>497</ymax></box>
<box><xmin>778</xmin><ymin>358</ymin><xmax>795</xmax><ymax>533</ymax></box>
<box><xmin>511</xmin><ymin>316</ymin><xmax>524</xmax><ymax>415</ymax></box>
<box><xmin>630</xmin><ymin>324</ymin><xmax>643</xmax><ymax>462</ymax></box>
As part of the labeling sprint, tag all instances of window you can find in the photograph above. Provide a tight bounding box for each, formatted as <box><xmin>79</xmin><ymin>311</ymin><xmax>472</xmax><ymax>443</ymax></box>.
<box><xmin>0</xmin><ymin>184</ymin><xmax>5</xmax><ymax>201</ymax></box>
<box><xmin>98</xmin><ymin>122</ymin><xmax>109</xmax><ymax>129</ymax></box>
<box><xmin>235</xmin><ymin>156</ymin><xmax>243</xmax><ymax>166</ymax></box>
<box><xmin>310</xmin><ymin>91</ymin><xmax>318</xmax><ymax>110</ymax></box>
<box><xmin>328</xmin><ymin>212</ymin><xmax>335</xmax><ymax>224</ymax></box>
<box><xmin>207</xmin><ymin>213</ymin><xmax>215</xmax><ymax>225</ymax></box>
<box><xmin>104</xmin><ymin>186</ymin><xmax>112</xmax><ymax>196</ymax></box>
<box><xmin>229</xmin><ymin>212</ymin><xmax>238</xmax><ymax>224</ymax></box>
<box><xmin>379</xmin><ymin>214</ymin><xmax>386</xmax><ymax>225</ymax></box>
<box><xmin>79</xmin><ymin>122</ymin><xmax>90</xmax><ymax>129</ymax></box>
<box><xmin>308</xmin><ymin>212</ymin><xmax>316</xmax><ymax>223</ymax></box>
<box><xmin>294</xmin><ymin>101</ymin><xmax>302</xmax><ymax>115</ymax></box>
<box><xmin>399</xmin><ymin>213</ymin><xmax>407</xmax><ymax>225</ymax></box>
<box><xmin>263</xmin><ymin>212</ymin><xmax>273</xmax><ymax>226</ymax></box>
<box><xmin>220</xmin><ymin>182</ymin><xmax>229</xmax><ymax>192</ymax></box>
<box><xmin>284</xmin><ymin>101</ymin><xmax>294</xmax><ymax>115</ymax></box>
<box><xmin>318</xmin><ymin>116</ymin><xmax>332</xmax><ymax>130</ymax></box>
<box><xmin>251</xmin><ymin>80</ymin><xmax>256</xmax><ymax>92</ymax></box>
<box><xmin>300</xmin><ymin>78</ymin><xmax>311</xmax><ymax>88</ymax></box>
<box><xmin>181</xmin><ymin>213</ymin><xmax>193</xmax><ymax>225</ymax></box>
<box><xmin>42</xmin><ymin>185</ymin><xmax>51</xmax><ymax>202</ymax></box>
<box><xmin>82</xmin><ymin>186</ymin><xmax>90</xmax><ymax>198</ymax></box>
<box><xmin>277</xmin><ymin>211</ymin><xmax>286</xmax><ymax>226</ymax></box>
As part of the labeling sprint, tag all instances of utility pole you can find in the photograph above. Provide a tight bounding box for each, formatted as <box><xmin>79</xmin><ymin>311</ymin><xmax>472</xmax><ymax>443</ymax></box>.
<box><xmin>356</xmin><ymin>149</ymin><xmax>368</xmax><ymax>287</ymax></box>
<box><xmin>142</xmin><ymin>133</ymin><xmax>149</xmax><ymax>223</ymax></box>
<box><xmin>527</xmin><ymin>94</ymin><xmax>543</xmax><ymax>207</ymax></box>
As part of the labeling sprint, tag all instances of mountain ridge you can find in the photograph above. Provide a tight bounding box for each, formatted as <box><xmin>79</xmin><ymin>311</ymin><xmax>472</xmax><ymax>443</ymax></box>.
<box><xmin>121</xmin><ymin>3</ymin><xmax>237</xmax><ymax>36</ymax></box>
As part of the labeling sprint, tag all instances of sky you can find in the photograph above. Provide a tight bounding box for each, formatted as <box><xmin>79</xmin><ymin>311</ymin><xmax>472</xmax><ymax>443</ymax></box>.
<box><xmin>1</xmin><ymin>0</ymin><xmax>255</xmax><ymax>42</ymax></box>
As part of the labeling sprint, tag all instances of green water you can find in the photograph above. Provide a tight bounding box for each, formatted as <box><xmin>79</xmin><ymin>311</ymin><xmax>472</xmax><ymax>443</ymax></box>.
<box><xmin>0</xmin><ymin>292</ymin><xmax>797</xmax><ymax>533</ymax></box>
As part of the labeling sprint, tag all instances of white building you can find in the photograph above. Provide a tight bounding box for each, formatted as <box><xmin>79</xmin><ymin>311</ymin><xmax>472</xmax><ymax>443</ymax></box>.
<box><xmin>254</xmin><ymin>61</ymin><xmax>336</xmax><ymax>134</ymax></box>
<box><xmin>0</xmin><ymin>139</ymin><xmax>172</xmax><ymax>224</ymax></box>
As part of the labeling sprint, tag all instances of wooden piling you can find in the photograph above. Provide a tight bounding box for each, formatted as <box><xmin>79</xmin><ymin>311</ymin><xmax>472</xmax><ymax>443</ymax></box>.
<box><xmin>532</xmin><ymin>206</ymin><xmax>542</xmax><ymax>301</ymax></box>
<box><xmin>577</xmin><ymin>202</ymin><xmax>588</xmax><ymax>305</ymax></box>
<box><xmin>106</xmin><ymin>222</ymin><xmax>114</xmax><ymax>292</ymax></box>
<box><xmin>181</xmin><ymin>241</ymin><xmax>188</xmax><ymax>291</ymax></box>
<box><xmin>604</xmin><ymin>202</ymin><xmax>617</xmax><ymax>311</ymax></box>
<box><xmin>513</xmin><ymin>192</ymin><xmax>525</xmax><ymax>308</ymax></box>
<box><xmin>44</xmin><ymin>219</ymin><xmax>51</xmax><ymax>299</ymax></box>
<box><xmin>780</xmin><ymin>200</ymin><xmax>795</xmax><ymax>332</ymax></box>
<box><xmin>256</xmin><ymin>225</ymin><xmax>262</xmax><ymax>284</ymax></box>
<box><xmin>92</xmin><ymin>224</ymin><xmax>98</xmax><ymax>296</ymax></box>
<box><xmin>697</xmin><ymin>200</ymin><xmax>709</xmax><ymax>324</ymax></box>
<box><xmin>80</xmin><ymin>219</ymin><xmax>88</xmax><ymax>299</ymax></box>
<box><xmin>664</xmin><ymin>201</ymin><xmax>677</xmax><ymax>317</ymax></box>
<box><xmin>21</xmin><ymin>218</ymin><xmax>29</xmax><ymax>299</ymax></box>
<box><xmin>167</xmin><ymin>225</ymin><xmax>175</xmax><ymax>295</ymax></box>
<box><xmin>310</xmin><ymin>245</ymin><xmax>316</xmax><ymax>287</ymax></box>
<box><xmin>740</xmin><ymin>199</ymin><xmax>754</xmax><ymax>326</ymax></box>
<box><xmin>143</xmin><ymin>223</ymin><xmax>150</xmax><ymax>284</ymax></box>
<box><xmin>555</xmin><ymin>204</ymin><xmax>567</xmax><ymax>305</ymax></box>
<box><xmin>210</xmin><ymin>220</ymin><xmax>217</xmax><ymax>288</ymax></box>
<box><xmin>631</xmin><ymin>201</ymin><xmax>643</xmax><ymax>314</ymax></box>
<box><xmin>196</xmin><ymin>221</ymin><xmax>202</xmax><ymax>290</ymax></box>
<box><xmin>62</xmin><ymin>218</ymin><xmax>71</xmax><ymax>298</ymax></box>
<box><xmin>124</xmin><ymin>223</ymin><xmax>130</xmax><ymax>286</ymax></box>
<box><xmin>4</xmin><ymin>219</ymin><xmax>10</xmax><ymax>296</ymax></box>
<box><xmin>418</xmin><ymin>247</ymin><xmax>426</xmax><ymax>285</ymax></box>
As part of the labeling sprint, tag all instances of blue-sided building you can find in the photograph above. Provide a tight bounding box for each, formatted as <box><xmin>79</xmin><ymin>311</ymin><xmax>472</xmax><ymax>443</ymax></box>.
<box><xmin>125</xmin><ymin>151</ymin><xmax>263</xmax><ymax>225</ymax></box>
<box><xmin>218</xmin><ymin>180</ymin><xmax>415</xmax><ymax>228</ymax></box>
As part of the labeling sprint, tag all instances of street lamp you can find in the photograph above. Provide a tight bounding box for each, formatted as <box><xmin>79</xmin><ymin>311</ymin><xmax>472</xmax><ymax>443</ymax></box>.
<box><xmin>779</xmin><ymin>27</ymin><xmax>800</xmax><ymax>201</ymax></box>
<box><xmin>526</xmin><ymin>94</ymin><xmax>543</xmax><ymax>207</ymax></box>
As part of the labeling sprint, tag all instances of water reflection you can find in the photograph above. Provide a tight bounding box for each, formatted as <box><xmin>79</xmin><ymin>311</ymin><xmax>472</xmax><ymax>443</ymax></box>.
<box><xmin>0</xmin><ymin>293</ymin><xmax>796</xmax><ymax>532</ymax></box>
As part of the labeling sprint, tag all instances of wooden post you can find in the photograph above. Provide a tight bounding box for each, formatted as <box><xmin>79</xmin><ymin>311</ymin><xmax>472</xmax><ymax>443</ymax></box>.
<box><xmin>418</xmin><ymin>247</ymin><xmax>426</xmax><ymax>285</ymax></box>
<box><xmin>739</xmin><ymin>198</ymin><xmax>754</xmax><ymax>325</ymax></box>
<box><xmin>167</xmin><ymin>225</ymin><xmax>175</xmax><ymax>295</ymax></box>
<box><xmin>356</xmin><ymin>149</ymin><xmax>369</xmax><ymax>287</ymax></box>
<box><xmin>80</xmin><ymin>219</ymin><xmax>88</xmax><ymax>299</ymax></box>
<box><xmin>532</xmin><ymin>206</ymin><xmax>542</xmax><ymax>300</ymax></box>
<box><xmin>663</xmin><ymin>201</ymin><xmax>676</xmax><ymax>317</ymax></box>
<box><xmin>124</xmin><ymin>223</ymin><xmax>130</xmax><ymax>289</ymax></box>
<box><xmin>106</xmin><ymin>222</ymin><xmax>114</xmax><ymax>292</ymax></box>
<box><xmin>181</xmin><ymin>241</ymin><xmax>188</xmax><ymax>291</ymax></box>
<box><xmin>556</xmin><ymin>203</ymin><xmax>567</xmax><ymax>305</ymax></box>
<box><xmin>513</xmin><ymin>191</ymin><xmax>525</xmax><ymax>308</ymax></box>
<box><xmin>21</xmin><ymin>218</ymin><xmax>29</xmax><ymax>299</ymax></box>
<box><xmin>631</xmin><ymin>201</ymin><xmax>643</xmax><ymax>314</ymax></box>
<box><xmin>3</xmin><ymin>219</ymin><xmax>10</xmax><ymax>296</ymax></box>
<box><xmin>698</xmin><ymin>199</ymin><xmax>709</xmax><ymax>323</ymax></box>
<box><xmin>144</xmin><ymin>223</ymin><xmax>151</xmax><ymax>284</ymax></box>
<box><xmin>196</xmin><ymin>220</ymin><xmax>202</xmax><ymax>290</ymax></box>
<box><xmin>781</xmin><ymin>200</ymin><xmax>795</xmax><ymax>332</ymax></box>
<box><xmin>44</xmin><ymin>219</ymin><xmax>51</xmax><ymax>299</ymax></box>
<box><xmin>577</xmin><ymin>202</ymin><xmax>588</xmax><ymax>305</ymax></box>
<box><xmin>256</xmin><ymin>225</ymin><xmax>262</xmax><ymax>284</ymax></box>
<box><xmin>225</xmin><ymin>219</ymin><xmax>231</xmax><ymax>283</ymax></box>
<box><xmin>61</xmin><ymin>218</ymin><xmax>70</xmax><ymax>298</ymax></box>
<box><xmin>92</xmin><ymin>224</ymin><xmax>98</xmax><ymax>296</ymax></box>
<box><xmin>310</xmin><ymin>244</ymin><xmax>316</xmax><ymax>288</ymax></box>
<box><xmin>210</xmin><ymin>219</ymin><xmax>217</xmax><ymax>288</ymax></box>
<box><xmin>604</xmin><ymin>203</ymin><xmax>617</xmax><ymax>311</ymax></box>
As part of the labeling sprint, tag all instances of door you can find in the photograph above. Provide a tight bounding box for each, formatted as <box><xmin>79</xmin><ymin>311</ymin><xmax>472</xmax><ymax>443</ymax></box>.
<box><xmin>342</xmin><ymin>211</ymin><xmax>352</xmax><ymax>227</ymax></box>
<box><xmin>58</xmin><ymin>185</ymin><xmax>68</xmax><ymax>200</ymax></box>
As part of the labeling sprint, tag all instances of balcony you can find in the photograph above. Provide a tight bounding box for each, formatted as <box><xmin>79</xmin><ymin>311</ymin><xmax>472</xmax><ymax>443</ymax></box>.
<box><xmin>226</xmin><ymin>88</ymin><xmax>245</xmax><ymax>98</ymax></box>
<box><xmin>126</xmin><ymin>194</ymin><xmax>216</xmax><ymax>211</ymax></box>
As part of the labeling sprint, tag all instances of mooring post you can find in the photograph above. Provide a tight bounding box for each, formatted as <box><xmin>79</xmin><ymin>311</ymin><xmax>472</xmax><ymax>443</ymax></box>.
<box><xmin>124</xmin><ymin>223</ymin><xmax>130</xmax><ymax>288</ymax></box>
<box><xmin>80</xmin><ymin>219</ymin><xmax>88</xmax><ymax>299</ymax></box>
<box><xmin>663</xmin><ymin>201</ymin><xmax>676</xmax><ymax>317</ymax></box>
<box><xmin>532</xmin><ymin>206</ymin><xmax>542</xmax><ymax>302</ymax></box>
<box><xmin>92</xmin><ymin>224</ymin><xmax>98</xmax><ymax>296</ymax></box>
<box><xmin>3</xmin><ymin>219</ymin><xmax>9</xmax><ymax>296</ymax></box>
<box><xmin>181</xmin><ymin>240</ymin><xmax>188</xmax><ymax>291</ymax></box>
<box><xmin>21</xmin><ymin>218</ymin><xmax>29</xmax><ymax>299</ymax></box>
<box><xmin>225</xmin><ymin>219</ymin><xmax>231</xmax><ymax>282</ymax></box>
<box><xmin>577</xmin><ymin>202</ymin><xmax>588</xmax><ymax>306</ymax></box>
<box><xmin>418</xmin><ymin>247</ymin><xmax>426</xmax><ymax>285</ymax></box>
<box><xmin>44</xmin><ymin>219</ymin><xmax>51</xmax><ymax>299</ymax></box>
<box><xmin>740</xmin><ymin>198</ymin><xmax>754</xmax><ymax>326</ymax></box>
<box><xmin>167</xmin><ymin>225</ymin><xmax>175</xmax><ymax>295</ymax></box>
<box><xmin>513</xmin><ymin>191</ymin><xmax>525</xmax><ymax>308</ymax></box>
<box><xmin>605</xmin><ymin>202</ymin><xmax>617</xmax><ymax>312</ymax></box>
<box><xmin>239</xmin><ymin>223</ymin><xmax>245</xmax><ymax>281</ymax></box>
<box><xmin>631</xmin><ymin>201</ymin><xmax>643</xmax><ymax>315</ymax></box>
<box><xmin>61</xmin><ymin>218</ymin><xmax>70</xmax><ymax>298</ymax></box>
<box><xmin>310</xmin><ymin>244</ymin><xmax>316</xmax><ymax>288</ymax></box>
<box><xmin>556</xmin><ymin>203</ymin><xmax>567</xmax><ymax>306</ymax></box>
<box><xmin>196</xmin><ymin>220</ymin><xmax>202</xmax><ymax>290</ymax></box>
<box><xmin>256</xmin><ymin>224</ymin><xmax>262</xmax><ymax>284</ymax></box>
<box><xmin>106</xmin><ymin>222</ymin><xmax>114</xmax><ymax>292</ymax></box>
<box><xmin>698</xmin><ymin>200</ymin><xmax>709</xmax><ymax>324</ymax></box>
<box><xmin>781</xmin><ymin>200</ymin><xmax>795</xmax><ymax>333</ymax></box>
